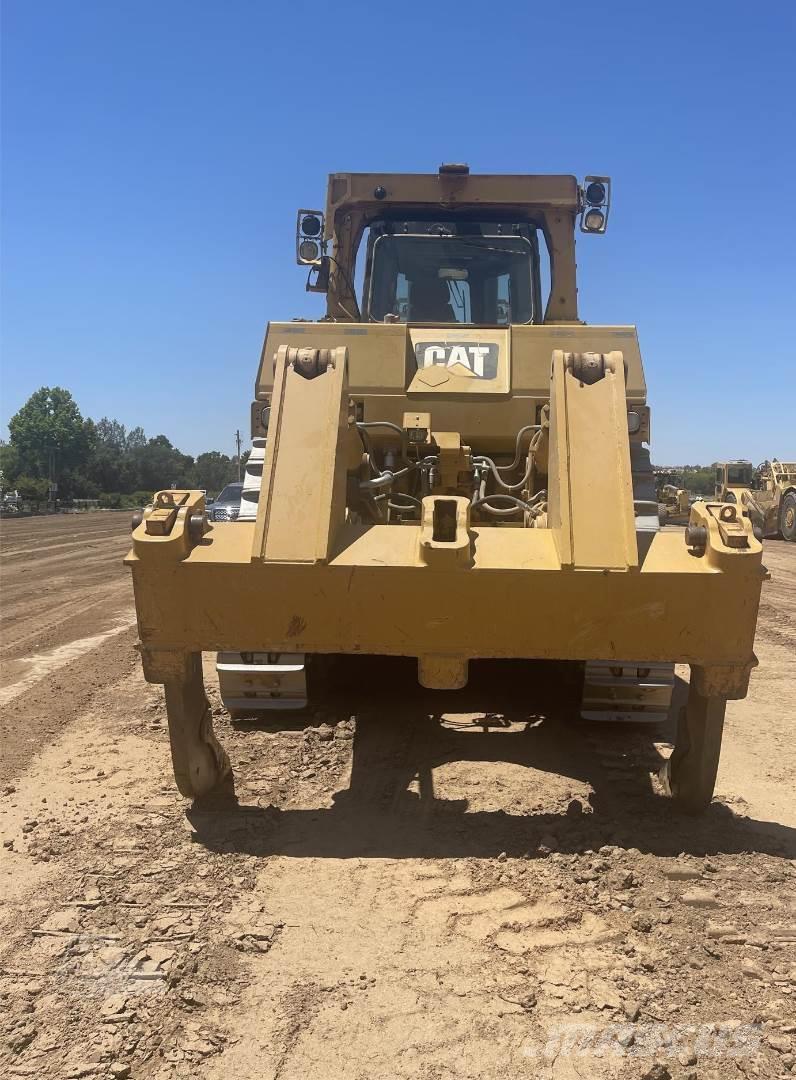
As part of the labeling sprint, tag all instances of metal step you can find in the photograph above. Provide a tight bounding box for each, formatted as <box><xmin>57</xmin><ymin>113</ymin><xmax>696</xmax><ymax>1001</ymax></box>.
<box><xmin>581</xmin><ymin>660</ymin><xmax>675</xmax><ymax>723</ymax></box>
<box><xmin>216</xmin><ymin>651</ymin><xmax>307</xmax><ymax>711</ymax></box>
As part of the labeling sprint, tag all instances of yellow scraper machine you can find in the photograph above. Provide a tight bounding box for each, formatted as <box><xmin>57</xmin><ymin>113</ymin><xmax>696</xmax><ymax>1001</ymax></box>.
<box><xmin>126</xmin><ymin>165</ymin><xmax>764</xmax><ymax>813</ymax></box>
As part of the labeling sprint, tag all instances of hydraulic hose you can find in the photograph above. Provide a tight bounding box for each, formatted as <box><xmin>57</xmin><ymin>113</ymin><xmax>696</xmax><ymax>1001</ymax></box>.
<box><xmin>495</xmin><ymin>425</ymin><xmax>541</xmax><ymax>473</ymax></box>
<box><xmin>471</xmin><ymin>489</ymin><xmax>547</xmax><ymax>518</ymax></box>
<box><xmin>474</xmin><ymin>428</ymin><xmax>542</xmax><ymax>492</ymax></box>
<box><xmin>355</xmin><ymin>422</ymin><xmax>411</xmax><ymax>467</ymax></box>
<box><xmin>471</xmin><ymin>494</ymin><xmax>533</xmax><ymax>517</ymax></box>
<box><xmin>359</xmin><ymin>463</ymin><xmax>417</xmax><ymax>491</ymax></box>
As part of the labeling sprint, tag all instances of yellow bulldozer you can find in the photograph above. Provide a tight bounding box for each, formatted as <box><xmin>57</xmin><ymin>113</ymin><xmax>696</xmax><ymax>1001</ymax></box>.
<box><xmin>714</xmin><ymin>459</ymin><xmax>796</xmax><ymax>541</ymax></box>
<box><xmin>126</xmin><ymin>166</ymin><xmax>765</xmax><ymax>814</ymax></box>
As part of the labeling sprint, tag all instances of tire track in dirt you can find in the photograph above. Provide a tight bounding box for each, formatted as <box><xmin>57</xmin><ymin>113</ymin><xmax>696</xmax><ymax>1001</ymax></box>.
<box><xmin>0</xmin><ymin>519</ymin><xmax>794</xmax><ymax>1079</ymax></box>
<box><xmin>3</xmin><ymin>530</ymin><xmax>127</xmax><ymax>560</ymax></box>
<box><xmin>0</xmin><ymin>616</ymin><xmax>138</xmax><ymax>707</ymax></box>
<box><xmin>0</xmin><ymin>626</ymin><xmax>140</xmax><ymax>789</ymax></box>
<box><xmin>0</xmin><ymin>515</ymin><xmax>133</xmax><ymax>655</ymax></box>
<box><xmin>0</xmin><ymin>514</ymin><xmax>138</xmax><ymax>788</ymax></box>
<box><xmin>2</xmin><ymin>668</ymin><xmax>794</xmax><ymax>1080</ymax></box>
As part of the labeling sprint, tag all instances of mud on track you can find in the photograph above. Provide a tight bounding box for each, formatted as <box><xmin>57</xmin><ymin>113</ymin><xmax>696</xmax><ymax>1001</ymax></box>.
<box><xmin>0</xmin><ymin>515</ymin><xmax>794</xmax><ymax>1080</ymax></box>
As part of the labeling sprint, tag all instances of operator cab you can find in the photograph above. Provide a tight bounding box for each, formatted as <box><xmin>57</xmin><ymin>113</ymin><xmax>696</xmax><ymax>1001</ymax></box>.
<box><xmin>295</xmin><ymin>167</ymin><xmax>611</xmax><ymax>323</ymax></box>
<box><xmin>363</xmin><ymin>221</ymin><xmax>542</xmax><ymax>325</ymax></box>
<box><xmin>718</xmin><ymin>462</ymin><xmax>754</xmax><ymax>488</ymax></box>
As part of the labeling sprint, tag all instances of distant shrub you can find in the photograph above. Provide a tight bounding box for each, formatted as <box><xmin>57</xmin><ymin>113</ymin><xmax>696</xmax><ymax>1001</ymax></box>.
<box><xmin>99</xmin><ymin>491</ymin><xmax>153</xmax><ymax>509</ymax></box>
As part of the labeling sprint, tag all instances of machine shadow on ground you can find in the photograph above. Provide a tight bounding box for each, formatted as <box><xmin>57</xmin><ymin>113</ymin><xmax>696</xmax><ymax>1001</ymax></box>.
<box><xmin>188</xmin><ymin>658</ymin><xmax>796</xmax><ymax>863</ymax></box>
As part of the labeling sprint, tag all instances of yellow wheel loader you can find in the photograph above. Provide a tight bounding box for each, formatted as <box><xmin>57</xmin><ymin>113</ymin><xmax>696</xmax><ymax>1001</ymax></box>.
<box><xmin>713</xmin><ymin>461</ymin><xmax>755</xmax><ymax>507</ymax></box>
<box><xmin>755</xmin><ymin>460</ymin><xmax>796</xmax><ymax>541</ymax></box>
<box><xmin>126</xmin><ymin>166</ymin><xmax>765</xmax><ymax>814</ymax></box>
<box><xmin>715</xmin><ymin>460</ymin><xmax>796</xmax><ymax>542</ymax></box>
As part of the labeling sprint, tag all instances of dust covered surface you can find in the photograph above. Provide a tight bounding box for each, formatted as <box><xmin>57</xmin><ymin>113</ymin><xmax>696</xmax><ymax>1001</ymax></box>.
<box><xmin>1</xmin><ymin>515</ymin><xmax>795</xmax><ymax>1080</ymax></box>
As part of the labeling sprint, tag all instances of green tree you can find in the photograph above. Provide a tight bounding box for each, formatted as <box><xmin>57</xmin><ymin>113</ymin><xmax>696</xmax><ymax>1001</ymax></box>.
<box><xmin>15</xmin><ymin>475</ymin><xmax>50</xmax><ymax>501</ymax></box>
<box><xmin>680</xmin><ymin>466</ymin><xmax>716</xmax><ymax>495</ymax></box>
<box><xmin>7</xmin><ymin>387</ymin><xmax>96</xmax><ymax>498</ymax></box>
<box><xmin>131</xmin><ymin>435</ymin><xmax>195</xmax><ymax>493</ymax></box>
<box><xmin>126</xmin><ymin>426</ymin><xmax>147</xmax><ymax>450</ymax></box>
<box><xmin>0</xmin><ymin>441</ymin><xmax>20</xmax><ymax>491</ymax></box>
<box><xmin>5</xmin><ymin>386</ymin><xmax>250</xmax><ymax>503</ymax></box>
<box><xmin>194</xmin><ymin>451</ymin><xmax>235</xmax><ymax>495</ymax></box>
<box><xmin>94</xmin><ymin>417</ymin><xmax>128</xmax><ymax>449</ymax></box>
<box><xmin>88</xmin><ymin>416</ymin><xmax>136</xmax><ymax>493</ymax></box>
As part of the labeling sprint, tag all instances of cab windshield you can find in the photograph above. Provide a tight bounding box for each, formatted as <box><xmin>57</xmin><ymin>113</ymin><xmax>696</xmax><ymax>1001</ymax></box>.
<box><xmin>216</xmin><ymin>483</ymin><xmax>243</xmax><ymax>504</ymax></box>
<box><xmin>367</xmin><ymin>232</ymin><xmax>535</xmax><ymax>324</ymax></box>
<box><xmin>727</xmin><ymin>466</ymin><xmax>753</xmax><ymax>486</ymax></box>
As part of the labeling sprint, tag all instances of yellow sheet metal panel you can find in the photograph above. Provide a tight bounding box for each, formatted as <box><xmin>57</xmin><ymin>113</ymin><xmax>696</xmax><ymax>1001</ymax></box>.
<box><xmin>512</xmin><ymin>325</ymin><xmax>646</xmax><ymax>400</ymax></box>
<box><xmin>128</xmin><ymin>500</ymin><xmax>762</xmax><ymax>676</ymax></box>
<box><xmin>128</xmin><ymin>545</ymin><xmax>761</xmax><ymax>669</ymax></box>
<box><xmin>255</xmin><ymin>324</ymin><xmax>646</xmax><ymax>452</ymax></box>
<box><xmin>325</xmin><ymin>173</ymin><xmax>580</xmax><ymax>217</ymax></box>
<box><xmin>254</xmin><ymin>345</ymin><xmax>350</xmax><ymax>564</ymax></box>
<box><xmin>547</xmin><ymin>351</ymin><xmax>638</xmax><ymax>571</ymax></box>
<box><xmin>258</xmin><ymin>323</ymin><xmax>645</xmax><ymax>400</ymax></box>
<box><xmin>177</xmin><ymin>522</ymin><xmax>721</xmax><ymax>574</ymax></box>
<box><xmin>257</xmin><ymin>322</ymin><xmax>408</xmax><ymax>394</ymax></box>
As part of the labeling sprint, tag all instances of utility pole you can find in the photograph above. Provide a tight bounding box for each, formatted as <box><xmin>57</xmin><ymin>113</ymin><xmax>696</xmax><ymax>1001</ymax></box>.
<box><xmin>48</xmin><ymin>446</ymin><xmax>58</xmax><ymax>513</ymax></box>
<box><xmin>235</xmin><ymin>430</ymin><xmax>242</xmax><ymax>482</ymax></box>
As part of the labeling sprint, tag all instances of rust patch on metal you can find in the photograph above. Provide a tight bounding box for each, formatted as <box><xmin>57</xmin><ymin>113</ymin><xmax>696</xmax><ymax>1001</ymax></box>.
<box><xmin>286</xmin><ymin>615</ymin><xmax>308</xmax><ymax>639</ymax></box>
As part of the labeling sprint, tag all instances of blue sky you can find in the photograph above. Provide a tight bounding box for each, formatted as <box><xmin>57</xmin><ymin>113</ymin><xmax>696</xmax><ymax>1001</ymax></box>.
<box><xmin>2</xmin><ymin>0</ymin><xmax>794</xmax><ymax>465</ymax></box>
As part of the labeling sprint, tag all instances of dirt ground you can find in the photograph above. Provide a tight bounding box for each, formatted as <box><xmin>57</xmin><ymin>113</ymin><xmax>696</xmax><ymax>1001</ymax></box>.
<box><xmin>0</xmin><ymin>513</ymin><xmax>794</xmax><ymax>1080</ymax></box>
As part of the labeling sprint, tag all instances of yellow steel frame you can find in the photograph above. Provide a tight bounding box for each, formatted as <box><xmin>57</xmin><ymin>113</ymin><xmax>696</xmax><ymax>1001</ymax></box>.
<box><xmin>127</xmin><ymin>349</ymin><xmax>764</xmax><ymax>701</ymax></box>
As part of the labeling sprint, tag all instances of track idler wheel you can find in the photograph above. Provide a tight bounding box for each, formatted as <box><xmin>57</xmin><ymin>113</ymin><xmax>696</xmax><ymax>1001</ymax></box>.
<box><xmin>163</xmin><ymin>653</ymin><xmax>234</xmax><ymax>803</ymax></box>
<box><xmin>660</xmin><ymin>678</ymin><xmax>726</xmax><ymax>814</ymax></box>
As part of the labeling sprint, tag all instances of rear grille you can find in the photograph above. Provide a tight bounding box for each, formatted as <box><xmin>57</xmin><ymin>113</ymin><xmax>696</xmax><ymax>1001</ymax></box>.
<box><xmin>213</xmin><ymin>506</ymin><xmax>240</xmax><ymax>522</ymax></box>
